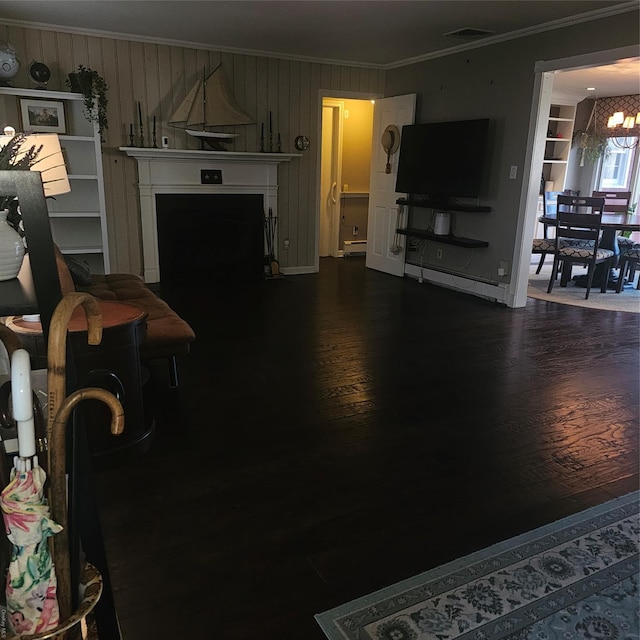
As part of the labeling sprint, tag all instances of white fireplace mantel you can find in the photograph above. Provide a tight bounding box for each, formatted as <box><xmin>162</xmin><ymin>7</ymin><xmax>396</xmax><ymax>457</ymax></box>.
<box><xmin>120</xmin><ymin>147</ymin><xmax>301</xmax><ymax>282</ymax></box>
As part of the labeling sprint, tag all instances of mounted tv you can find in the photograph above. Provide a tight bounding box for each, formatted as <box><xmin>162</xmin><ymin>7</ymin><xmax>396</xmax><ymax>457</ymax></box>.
<box><xmin>395</xmin><ymin>118</ymin><xmax>490</xmax><ymax>204</ymax></box>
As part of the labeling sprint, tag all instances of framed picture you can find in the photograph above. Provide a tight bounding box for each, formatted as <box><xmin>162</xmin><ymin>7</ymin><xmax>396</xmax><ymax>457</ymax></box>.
<box><xmin>19</xmin><ymin>98</ymin><xmax>67</xmax><ymax>134</ymax></box>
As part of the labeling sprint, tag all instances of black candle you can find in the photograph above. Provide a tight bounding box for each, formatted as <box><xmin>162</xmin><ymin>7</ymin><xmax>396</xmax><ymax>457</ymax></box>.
<box><xmin>261</xmin><ymin>122</ymin><xmax>264</xmax><ymax>138</ymax></box>
<box><xmin>153</xmin><ymin>115</ymin><xmax>156</xmax><ymax>135</ymax></box>
<box><xmin>130</xmin><ymin>123</ymin><xmax>133</xmax><ymax>135</ymax></box>
<box><xmin>138</xmin><ymin>102</ymin><xmax>142</xmax><ymax>127</ymax></box>
<box><xmin>269</xmin><ymin>111</ymin><xmax>272</xmax><ymax>133</ymax></box>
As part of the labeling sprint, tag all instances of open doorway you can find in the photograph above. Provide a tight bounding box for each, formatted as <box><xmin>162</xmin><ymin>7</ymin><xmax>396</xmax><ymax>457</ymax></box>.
<box><xmin>511</xmin><ymin>46</ymin><xmax>639</xmax><ymax>308</ymax></box>
<box><xmin>319</xmin><ymin>96</ymin><xmax>374</xmax><ymax>262</ymax></box>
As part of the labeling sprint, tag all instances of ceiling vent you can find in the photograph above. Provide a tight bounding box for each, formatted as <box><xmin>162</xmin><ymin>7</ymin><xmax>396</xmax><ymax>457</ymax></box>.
<box><xmin>444</xmin><ymin>27</ymin><xmax>495</xmax><ymax>39</ymax></box>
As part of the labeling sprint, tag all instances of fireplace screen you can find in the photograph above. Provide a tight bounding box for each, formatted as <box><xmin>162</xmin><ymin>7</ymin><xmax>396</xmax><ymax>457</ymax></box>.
<box><xmin>155</xmin><ymin>193</ymin><xmax>265</xmax><ymax>285</ymax></box>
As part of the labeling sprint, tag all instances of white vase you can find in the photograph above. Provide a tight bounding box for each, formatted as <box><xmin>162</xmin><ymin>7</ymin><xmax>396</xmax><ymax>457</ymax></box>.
<box><xmin>0</xmin><ymin>209</ymin><xmax>25</xmax><ymax>281</ymax></box>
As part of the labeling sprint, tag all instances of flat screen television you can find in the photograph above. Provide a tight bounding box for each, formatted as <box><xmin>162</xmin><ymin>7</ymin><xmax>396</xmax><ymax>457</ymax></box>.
<box><xmin>395</xmin><ymin>118</ymin><xmax>490</xmax><ymax>204</ymax></box>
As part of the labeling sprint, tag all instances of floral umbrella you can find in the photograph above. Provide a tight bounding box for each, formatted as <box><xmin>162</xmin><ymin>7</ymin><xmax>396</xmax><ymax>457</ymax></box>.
<box><xmin>0</xmin><ymin>349</ymin><xmax>61</xmax><ymax>637</ymax></box>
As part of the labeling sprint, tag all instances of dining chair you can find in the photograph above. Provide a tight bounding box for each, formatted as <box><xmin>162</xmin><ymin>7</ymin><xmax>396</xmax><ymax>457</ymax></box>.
<box><xmin>547</xmin><ymin>195</ymin><xmax>614</xmax><ymax>299</ymax></box>
<box><xmin>531</xmin><ymin>190</ymin><xmax>579</xmax><ymax>273</ymax></box>
<box><xmin>615</xmin><ymin>247</ymin><xmax>640</xmax><ymax>293</ymax></box>
<box><xmin>592</xmin><ymin>190</ymin><xmax>638</xmax><ymax>249</ymax></box>
<box><xmin>592</xmin><ymin>190</ymin><xmax>632</xmax><ymax>213</ymax></box>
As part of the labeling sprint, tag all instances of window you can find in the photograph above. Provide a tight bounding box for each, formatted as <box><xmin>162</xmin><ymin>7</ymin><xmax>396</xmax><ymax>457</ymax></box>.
<box><xmin>598</xmin><ymin>139</ymin><xmax>636</xmax><ymax>189</ymax></box>
<box><xmin>597</xmin><ymin>138</ymin><xmax>640</xmax><ymax>208</ymax></box>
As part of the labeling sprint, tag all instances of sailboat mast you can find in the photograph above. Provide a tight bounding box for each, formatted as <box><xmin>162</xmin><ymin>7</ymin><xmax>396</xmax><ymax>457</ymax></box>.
<box><xmin>201</xmin><ymin>67</ymin><xmax>207</xmax><ymax>132</ymax></box>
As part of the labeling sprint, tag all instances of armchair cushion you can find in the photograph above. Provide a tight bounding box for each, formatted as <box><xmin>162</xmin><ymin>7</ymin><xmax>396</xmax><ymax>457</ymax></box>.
<box><xmin>53</xmin><ymin>246</ymin><xmax>195</xmax><ymax>362</ymax></box>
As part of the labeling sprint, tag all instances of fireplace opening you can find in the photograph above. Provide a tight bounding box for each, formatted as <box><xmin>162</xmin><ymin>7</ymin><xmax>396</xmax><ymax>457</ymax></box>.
<box><xmin>156</xmin><ymin>193</ymin><xmax>265</xmax><ymax>286</ymax></box>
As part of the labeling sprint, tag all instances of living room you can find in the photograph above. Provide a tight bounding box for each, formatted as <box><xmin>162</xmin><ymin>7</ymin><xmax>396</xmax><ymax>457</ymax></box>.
<box><xmin>0</xmin><ymin>3</ymin><xmax>638</xmax><ymax>307</ymax></box>
<box><xmin>0</xmin><ymin>3</ymin><xmax>638</xmax><ymax>639</ymax></box>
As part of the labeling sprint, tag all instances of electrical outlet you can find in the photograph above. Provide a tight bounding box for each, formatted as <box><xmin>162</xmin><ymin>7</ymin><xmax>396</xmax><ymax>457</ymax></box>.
<box><xmin>436</xmin><ymin>248</ymin><xmax>443</xmax><ymax>259</ymax></box>
<box><xmin>283</xmin><ymin>239</ymin><xmax>290</xmax><ymax>250</ymax></box>
<box><xmin>353</xmin><ymin>226</ymin><xmax>358</xmax><ymax>236</ymax></box>
<box><xmin>201</xmin><ymin>169</ymin><xmax>222</xmax><ymax>184</ymax></box>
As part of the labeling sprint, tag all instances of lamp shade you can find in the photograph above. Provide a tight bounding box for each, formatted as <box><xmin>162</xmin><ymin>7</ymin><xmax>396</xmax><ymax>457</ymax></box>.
<box><xmin>610</xmin><ymin>111</ymin><xmax>624</xmax><ymax>126</ymax></box>
<box><xmin>0</xmin><ymin>133</ymin><xmax>70</xmax><ymax>197</ymax></box>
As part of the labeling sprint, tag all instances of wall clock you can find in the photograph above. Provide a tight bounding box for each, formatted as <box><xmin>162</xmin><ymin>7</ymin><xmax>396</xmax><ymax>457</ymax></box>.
<box><xmin>294</xmin><ymin>135</ymin><xmax>310</xmax><ymax>151</ymax></box>
<box><xmin>29</xmin><ymin>61</ymin><xmax>51</xmax><ymax>88</ymax></box>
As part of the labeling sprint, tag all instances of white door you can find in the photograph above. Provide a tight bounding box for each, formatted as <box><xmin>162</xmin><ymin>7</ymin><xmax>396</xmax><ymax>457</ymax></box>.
<box><xmin>366</xmin><ymin>94</ymin><xmax>416</xmax><ymax>275</ymax></box>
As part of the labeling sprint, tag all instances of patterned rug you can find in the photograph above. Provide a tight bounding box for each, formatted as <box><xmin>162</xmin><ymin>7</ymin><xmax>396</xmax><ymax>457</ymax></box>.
<box><xmin>316</xmin><ymin>492</ymin><xmax>639</xmax><ymax>640</ymax></box>
<box><xmin>528</xmin><ymin>263</ymin><xmax>640</xmax><ymax>313</ymax></box>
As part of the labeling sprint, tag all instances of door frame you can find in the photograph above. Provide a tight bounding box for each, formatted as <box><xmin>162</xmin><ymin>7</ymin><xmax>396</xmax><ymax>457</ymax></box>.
<box><xmin>315</xmin><ymin>89</ymin><xmax>383</xmax><ymax>271</ymax></box>
<box><xmin>321</xmin><ymin>99</ymin><xmax>345</xmax><ymax>258</ymax></box>
<box><xmin>510</xmin><ymin>45</ymin><xmax>639</xmax><ymax>308</ymax></box>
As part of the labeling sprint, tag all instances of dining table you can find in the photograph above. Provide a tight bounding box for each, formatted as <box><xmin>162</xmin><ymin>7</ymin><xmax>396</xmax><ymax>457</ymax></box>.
<box><xmin>539</xmin><ymin>211</ymin><xmax>640</xmax><ymax>288</ymax></box>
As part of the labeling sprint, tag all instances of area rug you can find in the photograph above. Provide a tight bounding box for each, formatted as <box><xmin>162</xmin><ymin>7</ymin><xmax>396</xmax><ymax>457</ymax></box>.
<box><xmin>528</xmin><ymin>263</ymin><xmax>640</xmax><ymax>313</ymax></box>
<box><xmin>316</xmin><ymin>492</ymin><xmax>639</xmax><ymax>640</ymax></box>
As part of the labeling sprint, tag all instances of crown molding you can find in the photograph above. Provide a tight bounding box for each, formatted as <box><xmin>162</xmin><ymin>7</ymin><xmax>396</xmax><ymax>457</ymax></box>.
<box><xmin>386</xmin><ymin>1</ymin><xmax>639</xmax><ymax>70</ymax></box>
<box><xmin>0</xmin><ymin>17</ymin><xmax>385</xmax><ymax>70</ymax></box>
<box><xmin>0</xmin><ymin>1</ymin><xmax>637</xmax><ymax>71</ymax></box>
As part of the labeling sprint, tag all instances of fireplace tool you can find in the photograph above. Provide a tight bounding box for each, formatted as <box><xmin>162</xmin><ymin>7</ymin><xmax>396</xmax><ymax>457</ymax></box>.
<box><xmin>264</xmin><ymin>207</ymin><xmax>281</xmax><ymax>278</ymax></box>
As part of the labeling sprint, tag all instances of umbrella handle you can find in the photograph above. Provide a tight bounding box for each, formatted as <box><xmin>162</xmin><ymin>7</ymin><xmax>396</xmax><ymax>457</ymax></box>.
<box><xmin>47</xmin><ymin>293</ymin><xmax>103</xmax><ymax>442</ymax></box>
<box><xmin>49</xmin><ymin>386</ymin><xmax>124</xmax><ymax>623</ymax></box>
<box><xmin>11</xmin><ymin>349</ymin><xmax>36</xmax><ymax>459</ymax></box>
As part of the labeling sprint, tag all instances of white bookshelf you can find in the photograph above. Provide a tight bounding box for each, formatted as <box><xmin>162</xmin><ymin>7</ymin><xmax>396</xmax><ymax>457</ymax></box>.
<box><xmin>543</xmin><ymin>103</ymin><xmax>576</xmax><ymax>193</ymax></box>
<box><xmin>0</xmin><ymin>86</ymin><xmax>110</xmax><ymax>273</ymax></box>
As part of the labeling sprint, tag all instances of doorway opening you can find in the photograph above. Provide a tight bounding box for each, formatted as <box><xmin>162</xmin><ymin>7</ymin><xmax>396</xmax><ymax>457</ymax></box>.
<box><xmin>512</xmin><ymin>46</ymin><xmax>639</xmax><ymax>308</ymax></box>
<box><xmin>319</xmin><ymin>96</ymin><xmax>375</xmax><ymax>264</ymax></box>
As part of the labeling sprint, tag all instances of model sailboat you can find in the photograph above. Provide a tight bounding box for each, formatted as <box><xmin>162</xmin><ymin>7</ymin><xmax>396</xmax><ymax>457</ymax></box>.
<box><xmin>168</xmin><ymin>64</ymin><xmax>253</xmax><ymax>150</ymax></box>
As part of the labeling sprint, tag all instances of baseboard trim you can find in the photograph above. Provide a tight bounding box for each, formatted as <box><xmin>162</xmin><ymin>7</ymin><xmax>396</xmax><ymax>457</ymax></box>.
<box><xmin>404</xmin><ymin>263</ymin><xmax>508</xmax><ymax>304</ymax></box>
<box><xmin>343</xmin><ymin>240</ymin><xmax>367</xmax><ymax>255</ymax></box>
<box><xmin>280</xmin><ymin>266</ymin><xmax>317</xmax><ymax>275</ymax></box>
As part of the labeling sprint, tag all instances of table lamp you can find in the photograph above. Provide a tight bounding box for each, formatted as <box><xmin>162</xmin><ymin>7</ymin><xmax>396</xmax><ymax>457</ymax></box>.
<box><xmin>0</xmin><ymin>131</ymin><xmax>70</xmax><ymax>197</ymax></box>
<box><xmin>0</xmin><ymin>131</ymin><xmax>70</xmax><ymax>281</ymax></box>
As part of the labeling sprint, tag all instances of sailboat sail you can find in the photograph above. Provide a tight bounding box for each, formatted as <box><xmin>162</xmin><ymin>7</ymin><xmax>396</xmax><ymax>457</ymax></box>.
<box><xmin>204</xmin><ymin>65</ymin><xmax>253</xmax><ymax>127</ymax></box>
<box><xmin>169</xmin><ymin>81</ymin><xmax>202</xmax><ymax>127</ymax></box>
<box><xmin>168</xmin><ymin>64</ymin><xmax>253</xmax><ymax>130</ymax></box>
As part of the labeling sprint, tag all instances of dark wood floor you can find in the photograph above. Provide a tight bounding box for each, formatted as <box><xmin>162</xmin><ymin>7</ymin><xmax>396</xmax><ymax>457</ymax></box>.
<box><xmin>90</xmin><ymin>257</ymin><xmax>640</xmax><ymax>639</ymax></box>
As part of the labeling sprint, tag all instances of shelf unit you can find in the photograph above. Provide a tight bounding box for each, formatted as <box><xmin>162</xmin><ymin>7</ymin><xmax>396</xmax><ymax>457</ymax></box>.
<box><xmin>397</xmin><ymin>228</ymin><xmax>488</xmax><ymax>248</ymax></box>
<box><xmin>395</xmin><ymin>197</ymin><xmax>490</xmax><ymax>248</ymax></box>
<box><xmin>0</xmin><ymin>87</ymin><xmax>110</xmax><ymax>273</ymax></box>
<box><xmin>543</xmin><ymin>103</ymin><xmax>576</xmax><ymax>192</ymax></box>
<box><xmin>340</xmin><ymin>192</ymin><xmax>369</xmax><ymax>199</ymax></box>
<box><xmin>396</xmin><ymin>197</ymin><xmax>491</xmax><ymax>213</ymax></box>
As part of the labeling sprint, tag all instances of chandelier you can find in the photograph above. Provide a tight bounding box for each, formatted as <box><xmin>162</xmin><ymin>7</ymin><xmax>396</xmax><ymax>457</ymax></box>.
<box><xmin>606</xmin><ymin>110</ymin><xmax>640</xmax><ymax>149</ymax></box>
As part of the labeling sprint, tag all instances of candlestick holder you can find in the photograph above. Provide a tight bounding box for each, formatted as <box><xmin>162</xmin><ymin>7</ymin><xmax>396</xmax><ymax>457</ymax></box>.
<box><xmin>139</xmin><ymin>124</ymin><xmax>144</xmax><ymax>148</ymax></box>
<box><xmin>152</xmin><ymin>132</ymin><xmax>157</xmax><ymax>148</ymax></box>
<box><xmin>260</xmin><ymin>135</ymin><xmax>265</xmax><ymax>153</ymax></box>
<box><xmin>277</xmin><ymin>133</ymin><xmax>282</xmax><ymax>153</ymax></box>
<box><xmin>269</xmin><ymin>131</ymin><xmax>273</xmax><ymax>153</ymax></box>
<box><xmin>129</xmin><ymin>131</ymin><xmax>135</xmax><ymax>146</ymax></box>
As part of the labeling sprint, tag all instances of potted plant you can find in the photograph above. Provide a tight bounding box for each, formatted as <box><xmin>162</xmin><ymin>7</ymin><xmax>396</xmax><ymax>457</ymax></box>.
<box><xmin>0</xmin><ymin>134</ymin><xmax>42</xmax><ymax>210</ymax></box>
<box><xmin>0</xmin><ymin>134</ymin><xmax>43</xmax><ymax>279</ymax></box>
<box><xmin>572</xmin><ymin>99</ymin><xmax>609</xmax><ymax>166</ymax></box>
<box><xmin>574</xmin><ymin>130</ymin><xmax>609</xmax><ymax>165</ymax></box>
<box><xmin>66</xmin><ymin>65</ymin><xmax>109</xmax><ymax>139</ymax></box>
